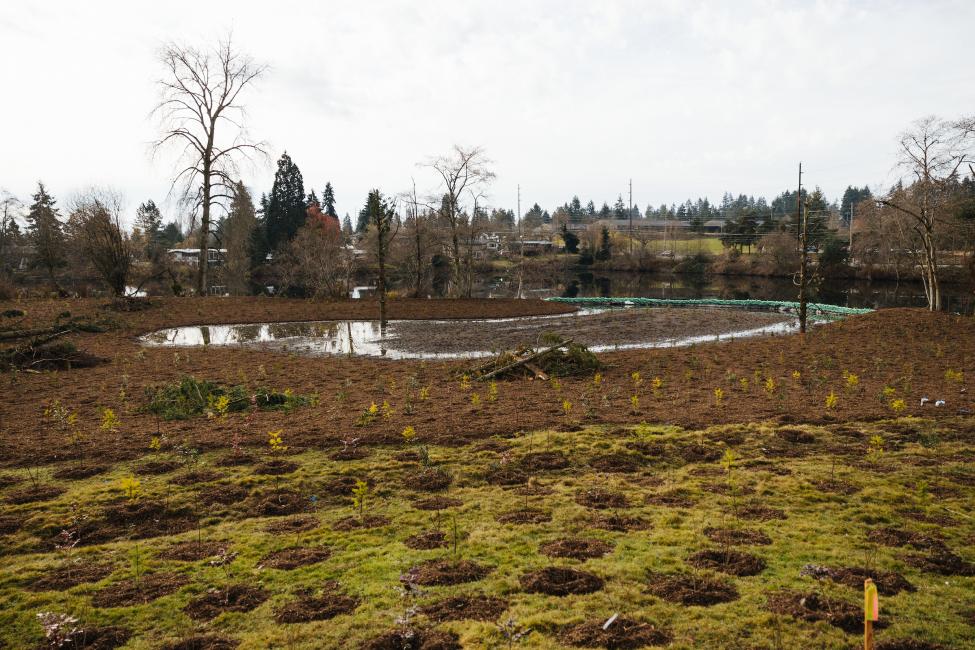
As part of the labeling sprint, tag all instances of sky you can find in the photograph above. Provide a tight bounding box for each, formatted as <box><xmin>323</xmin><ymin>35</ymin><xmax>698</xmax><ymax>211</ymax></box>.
<box><xmin>2</xmin><ymin>0</ymin><xmax>974</xmax><ymax>227</ymax></box>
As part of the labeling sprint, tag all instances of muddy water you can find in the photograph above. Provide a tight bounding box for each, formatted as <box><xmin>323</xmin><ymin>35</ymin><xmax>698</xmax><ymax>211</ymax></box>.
<box><xmin>140</xmin><ymin>307</ymin><xmax>796</xmax><ymax>359</ymax></box>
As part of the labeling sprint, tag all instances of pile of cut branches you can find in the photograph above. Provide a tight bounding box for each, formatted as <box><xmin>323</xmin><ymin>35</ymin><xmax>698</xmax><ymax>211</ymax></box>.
<box><xmin>0</xmin><ymin>311</ymin><xmax>112</xmax><ymax>372</ymax></box>
<box><xmin>467</xmin><ymin>334</ymin><xmax>602</xmax><ymax>381</ymax></box>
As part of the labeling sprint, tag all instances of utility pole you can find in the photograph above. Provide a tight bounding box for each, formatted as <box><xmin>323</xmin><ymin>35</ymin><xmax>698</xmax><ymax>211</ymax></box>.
<box><xmin>628</xmin><ymin>178</ymin><xmax>633</xmax><ymax>256</ymax></box>
<box><xmin>795</xmin><ymin>162</ymin><xmax>808</xmax><ymax>334</ymax></box>
<box><xmin>517</xmin><ymin>184</ymin><xmax>524</xmax><ymax>299</ymax></box>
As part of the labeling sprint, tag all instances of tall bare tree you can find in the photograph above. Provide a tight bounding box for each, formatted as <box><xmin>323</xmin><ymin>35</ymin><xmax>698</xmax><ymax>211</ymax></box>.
<box><xmin>152</xmin><ymin>38</ymin><xmax>267</xmax><ymax>296</ymax></box>
<box><xmin>422</xmin><ymin>145</ymin><xmax>494</xmax><ymax>296</ymax></box>
<box><xmin>879</xmin><ymin>116</ymin><xmax>973</xmax><ymax>310</ymax></box>
<box><xmin>398</xmin><ymin>179</ymin><xmax>438</xmax><ymax>298</ymax></box>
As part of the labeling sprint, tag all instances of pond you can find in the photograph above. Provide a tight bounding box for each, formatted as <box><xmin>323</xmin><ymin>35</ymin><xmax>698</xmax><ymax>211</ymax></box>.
<box><xmin>140</xmin><ymin>306</ymin><xmax>799</xmax><ymax>359</ymax></box>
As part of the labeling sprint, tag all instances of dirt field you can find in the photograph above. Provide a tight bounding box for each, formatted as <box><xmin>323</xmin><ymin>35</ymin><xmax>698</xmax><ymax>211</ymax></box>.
<box><xmin>0</xmin><ymin>297</ymin><xmax>973</xmax><ymax>466</ymax></box>
<box><xmin>1</xmin><ymin>297</ymin><xmax>974</xmax><ymax>648</ymax></box>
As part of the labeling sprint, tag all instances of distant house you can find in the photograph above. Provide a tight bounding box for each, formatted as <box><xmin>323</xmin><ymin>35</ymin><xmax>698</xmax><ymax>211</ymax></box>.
<box><xmin>520</xmin><ymin>239</ymin><xmax>554</xmax><ymax>255</ymax></box>
<box><xmin>702</xmin><ymin>220</ymin><xmax>725</xmax><ymax>234</ymax></box>
<box><xmin>167</xmin><ymin>248</ymin><xmax>226</xmax><ymax>266</ymax></box>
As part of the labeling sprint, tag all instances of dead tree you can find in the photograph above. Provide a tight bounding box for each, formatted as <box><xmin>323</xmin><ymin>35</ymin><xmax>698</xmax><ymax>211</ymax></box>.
<box><xmin>878</xmin><ymin>116</ymin><xmax>973</xmax><ymax>310</ymax></box>
<box><xmin>71</xmin><ymin>190</ymin><xmax>132</xmax><ymax>297</ymax></box>
<box><xmin>152</xmin><ymin>38</ymin><xmax>267</xmax><ymax>296</ymax></box>
<box><xmin>422</xmin><ymin>146</ymin><xmax>494</xmax><ymax>296</ymax></box>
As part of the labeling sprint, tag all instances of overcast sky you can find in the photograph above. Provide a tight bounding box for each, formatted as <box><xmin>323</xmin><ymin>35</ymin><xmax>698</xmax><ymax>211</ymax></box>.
<box><xmin>2</xmin><ymin>0</ymin><xmax>973</xmax><ymax>226</ymax></box>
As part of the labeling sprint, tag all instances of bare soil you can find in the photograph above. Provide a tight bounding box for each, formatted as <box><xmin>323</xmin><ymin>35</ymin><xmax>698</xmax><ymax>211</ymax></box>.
<box><xmin>686</xmin><ymin>549</ymin><xmax>766</xmax><ymax>576</ymax></box>
<box><xmin>91</xmin><ymin>572</ymin><xmax>189</xmax><ymax>607</ymax></box>
<box><xmin>519</xmin><ymin>567</ymin><xmax>604</xmax><ymax>596</ymax></box>
<box><xmin>497</xmin><ymin>509</ymin><xmax>552</xmax><ymax>525</ymax></box>
<box><xmin>274</xmin><ymin>584</ymin><xmax>358</xmax><ymax>624</ymax></box>
<box><xmin>576</xmin><ymin>487</ymin><xmax>629</xmax><ymax>509</ymax></box>
<box><xmin>540</xmin><ymin>538</ymin><xmax>614</xmax><ymax>560</ymax></box>
<box><xmin>402</xmin><ymin>559</ymin><xmax>492</xmax><ymax>586</ymax></box>
<box><xmin>587</xmin><ymin>513</ymin><xmax>650</xmax><ymax>532</ymax></box>
<box><xmin>162</xmin><ymin>636</ymin><xmax>240</xmax><ymax>650</ymax></box>
<box><xmin>362</xmin><ymin>628</ymin><xmax>461</xmax><ymax>650</ymax></box>
<box><xmin>412</xmin><ymin>496</ymin><xmax>463</xmax><ymax>511</ymax></box>
<box><xmin>29</xmin><ymin>561</ymin><xmax>115</xmax><ymax>591</ymax></box>
<box><xmin>263</xmin><ymin>515</ymin><xmax>319</xmax><ymax>534</ymax></box>
<box><xmin>157</xmin><ymin>541</ymin><xmax>229</xmax><ymax>562</ymax></box>
<box><xmin>703</xmin><ymin>527</ymin><xmax>772</xmax><ymax>546</ymax></box>
<box><xmin>419</xmin><ymin>593</ymin><xmax>509</xmax><ymax>622</ymax></box>
<box><xmin>183</xmin><ymin>584</ymin><xmax>269</xmax><ymax>620</ymax></box>
<box><xmin>766</xmin><ymin>589</ymin><xmax>868</xmax><ymax>634</ymax></box>
<box><xmin>562</xmin><ymin>617</ymin><xmax>672</xmax><ymax>649</ymax></box>
<box><xmin>259</xmin><ymin>546</ymin><xmax>331</xmax><ymax>570</ymax></box>
<box><xmin>646</xmin><ymin>571</ymin><xmax>739</xmax><ymax>606</ymax></box>
<box><xmin>404</xmin><ymin>530</ymin><xmax>447</xmax><ymax>550</ymax></box>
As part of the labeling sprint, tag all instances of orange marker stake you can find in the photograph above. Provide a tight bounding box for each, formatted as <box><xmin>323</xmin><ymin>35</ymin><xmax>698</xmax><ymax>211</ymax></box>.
<box><xmin>864</xmin><ymin>578</ymin><xmax>879</xmax><ymax>650</ymax></box>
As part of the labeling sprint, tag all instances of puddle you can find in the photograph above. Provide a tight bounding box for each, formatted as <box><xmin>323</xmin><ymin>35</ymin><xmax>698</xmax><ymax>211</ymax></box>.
<box><xmin>140</xmin><ymin>307</ymin><xmax>799</xmax><ymax>359</ymax></box>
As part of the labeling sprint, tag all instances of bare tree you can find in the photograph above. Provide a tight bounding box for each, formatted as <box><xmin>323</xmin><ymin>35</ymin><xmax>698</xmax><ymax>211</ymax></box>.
<box><xmin>152</xmin><ymin>38</ymin><xmax>267</xmax><ymax>296</ymax></box>
<box><xmin>70</xmin><ymin>189</ymin><xmax>132</xmax><ymax>297</ymax></box>
<box><xmin>276</xmin><ymin>215</ymin><xmax>346</xmax><ymax>298</ymax></box>
<box><xmin>422</xmin><ymin>145</ymin><xmax>495</xmax><ymax>296</ymax></box>
<box><xmin>878</xmin><ymin>116</ymin><xmax>973</xmax><ymax>310</ymax></box>
<box><xmin>398</xmin><ymin>179</ymin><xmax>439</xmax><ymax>298</ymax></box>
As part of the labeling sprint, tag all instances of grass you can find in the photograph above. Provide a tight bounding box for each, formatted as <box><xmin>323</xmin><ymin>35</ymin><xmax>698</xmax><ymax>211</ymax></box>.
<box><xmin>1</xmin><ymin>417</ymin><xmax>974</xmax><ymax>648</ymax></box>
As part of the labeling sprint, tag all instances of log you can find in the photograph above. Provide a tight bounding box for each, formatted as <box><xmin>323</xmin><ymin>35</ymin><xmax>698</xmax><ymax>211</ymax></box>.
<box><xmin>475</xmin><ymin>339</ymin><xmax>573</xmax><ymax>382</ymax></box>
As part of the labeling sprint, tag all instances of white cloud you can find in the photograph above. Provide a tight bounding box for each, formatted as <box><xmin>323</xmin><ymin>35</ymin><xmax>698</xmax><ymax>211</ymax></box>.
<box><xmin>1</xmin><ymin>0</ymin><xmax>972</xmax><ymax>224</ymax></box>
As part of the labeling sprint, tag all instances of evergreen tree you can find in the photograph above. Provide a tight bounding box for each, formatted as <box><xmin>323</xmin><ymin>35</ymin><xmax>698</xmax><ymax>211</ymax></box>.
<box><xmin>561</xmin><ymin>225</ymin><xmax>580</xmax><ymax>253</ymax></box>
<box><xmin>159</xmin><ymin>222</ymin><xmax>182</xmax><ymax>248</ymax></box>
<box><xmin>613</xmin><ymin>196</ymin><xmax>627</xmax><ymax>219</ymax></box>
<box><xmin>342</xmin><ymin>213</ymin><xmax>353</xmax><ymax>236</ymax></box>
<box><xmin>135</xmin><ymin>199</ymin><xmax>163</xmax><ymax>260</ymax></box>
<box><xmin>322</xmin><ymin>182</ymin><xmax>336</xmax><ymax>217</ymax></box>
<box><xmin>223</xmin><ymin>181</ymin><xmax>258</xmax><ymax>295</ymax></box>
<box><xmin>264</xmin><ymin>152</ymin><xmax>306</xmax><ymax>250</ymax></box>
<box><xmin>26</xmin><ymin>182</ymin><xmax>65</xmax><ymax>286</ymax></box>
<box><xmin>523</xmin><ymin>203</ymin><xmax>545</xmax><ymax>228</ymax></box>
<box><xmin>595</xmin><ymin>226</ymin><xmax>612</xmax><ymax>261</ymax></box>
<box><xmin>306</xmin><ymin>190</ymin><xmax>319</xmax><ymax>207</ymax></box>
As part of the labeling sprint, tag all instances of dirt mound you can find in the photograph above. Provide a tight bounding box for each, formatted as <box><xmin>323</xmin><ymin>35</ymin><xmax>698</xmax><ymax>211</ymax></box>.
<box><xmin>362</xmin><ymin>628</ymin><xmax>461</xmax><ymax>650</ymax></box>
<box><xmin>811</xmin><ymin>478</ymin><xmax>861</xmax><ymax>494</ymax></box>
<box><xmin>777</xmin><ymin>428</ymin><xmax>816</xmax><ymax>443</ymax></box>
<box><xmin>646</xmin><ymin>572</ymin><xmax>738</xmax><ymax>606</ymax></box>
<box><xmin>184</xmin><ymin>584</ymin><xmax>269</xmax><ymax>620</ymax></box>
<box><xmin>644</xmin><ymin>489</ymin><xmax>695</xmax><ymax>508</ymax></box>
<box><xmin>158</xmin><ymin>541</ymin><xmax>228</xmax><ymax>562</ymax></box>
<box><xmin>275</xmin><ymin>584</ymin><xmax>358</xmax><ymax>623</ymax></box>
<box><xmin>405</xmin><ymin>530</ymin><xmax>448</xmax><ymax>550</ymax></box>
<box><xmin>29</xmin><ymin>561</ymin><xmax>115</xmax><ymax>591</ymax></box>
<box><xmin>419</xmin><ymin>593</ymin><xmax>508</xmax><ymax>622</ymax></box>
<box><xmin>214</xmin><ymin>453</ymin><xmax>256</xmax><ymax>467</ymax></box>
<box><xmin>905</xmin><ymin>550</ymin><xmax>975</xmax><ymax>576</ymax></box>
<box><xmin>766</xmin><ymin>589</ymin><xmax>864</xmax><ymax>634</ymax></box>
<box><xmin>589</xmin><ymin>513</ymin><xmax>650</xmax><ymax>532</ymax></box>
<box><xmin>162</xmin><ymin>636</ymin><xmax>239</xmax><ymax>650</ymax></box>
<box><xmin>589</xmin><ymin>453</ymin><xmax>644</xmax><ymax>473</ymax></box>
<box><xmin>484</xmin><ymin>464</ymin><xmax>528</xmax><ymax>485</ymax></box>
<box><xmin>169</xmin><ymin>469</ymin><xmax>222</xmax><ymax>486</ymax></box>
<box><xmin>687</xmin><ymin>549</ymin><xmax>766</xmax><ymax>576</ymax></box>
<box><xmin>330</xmin><ymin>446</ymin><xmax>371</xmax><ymax>461</ymax></box>
<box><xmin>198</xmin><ymin>483</ymin><xmax>250</xmax><ymax>507</ymax></box>
<box><xmin>700</xmin><ymin>481</ymin><xmax>755</xmax><ymax>496</ymax></box>
<box><xmin>496</xmin><ymin>509</ymin><xmax>551</xmax><ymax>524</ymax></box>
<box><xmin>52</xmin><ymin>463</ymin><xmax>110</xmax><ymax>480</ymax></box>
<box><xmin>407</xmin><ymin>466</ymin><xmax>453</xmax><ymax>491</ymax></box>
<box><xmin>333</xmin><ymin>515</ymin><xmax>390</xmax><ymax>531</ymax></box>
<box><xmin>867</xmin><ymin>527</ymin><xmax>946</xmax><ymax>552</ymax></box>
<box><xmin>253</xmin><ymin>459</ymin><xmax>299</xmax><ymax>475</ymax></box>
<box><xmin>402</xmin><ymin>559</ymin><xmax>491</xmax><ymax>586</ymax></box>
<box><xmin>703</xmin><ymin>527</ymin><xmax>771</xmax><ymax>546</ymax></box>
<box><xmin>806</xmin><ymin>566</ymin><xmax>915</xmax><ymax>595</ymax></box>
<box><xmin>5</xmin><ymin>484</ymin><xmax>64</xmax><ymax>504</ymax></box>
<box><xmin>540</xmin><ymin>538</ymin><xmax>614</xmax><ymax>560</ymax></box>
<box><xmin>91</xmin><ymin>572</ymin><xmax>188</xmax><ymax>607</ymax></box>
<box><xmin>519</xmin><ymin>451</ymin><xmax>570</xmax><ymax>471</ymax></box>
<box><xmin>135</xmin><ymin>459</ymin><xmax>181</xmax><ymax>475</ymax></box>
<box><xmin>260</xmin><ymin>546</ymin><xmax>331</xmax><ymax>570</ymax></box>
<box><xmin>899</xmin><ymin>509</ymin><xmax>958</xmax><ymax>526</ymax></box>
<box><xmin>264</xmin><ymin>515</ymin><xmax>319</xmax><ymax>534</ymax></box>
<box><xmin>58</xmin><ymin>625</ymin><xmax>131</xmax><ymax>649</ymax></box>
<box><xmin>75</xmin><ymin>499</ymin><xmax>198</xmax><ymax>545</ymax></box>
<box><xmin>576</xmin><ymin>488</ymin><xmax>629</xmax><ymax>509</ymax></box>
<box><xmin>736</xmin><ymin>504</ymin><xmax>786</xmax><ymax>521</ymax></box>
<box><xmin>247</xmin><ymin>490</ymin><xmax>309</xmax><ymax>517</ymax></box>
<box><xmin>678</xmin><ymin>443</ymin><xmax>723</xmax><ymax>463</ymax></box>
<box><xmin>520</xmin><ymin>567</ymin><xmax>604</xmax><ymax>596</ymax></box>
<box><xmin>0</xmin><ymin>514</ymin><xmax>25</xmax><ymax>535</ymax></box>
<box><xmin>562</xmin><ymin>617</ymin><xmax>671</xmax><ymax>649</ymax></box>
<box><xmin>413</xmin><ymin>496</ymin><xmax>463</xmax><ymax>511</ymax></box>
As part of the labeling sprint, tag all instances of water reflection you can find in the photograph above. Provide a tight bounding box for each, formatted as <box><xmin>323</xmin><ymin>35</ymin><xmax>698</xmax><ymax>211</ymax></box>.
<box><xmin>140</xmin><ymin>311</ymin><xmax>799</xmax><ymax>360</ymax></box>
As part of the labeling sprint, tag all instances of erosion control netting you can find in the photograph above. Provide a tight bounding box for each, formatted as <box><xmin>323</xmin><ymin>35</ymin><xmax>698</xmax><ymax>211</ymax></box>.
<box><xmin>546</xmin><ymin>297</ymin><xmax>872</xmax><ymax>322</ymax></box>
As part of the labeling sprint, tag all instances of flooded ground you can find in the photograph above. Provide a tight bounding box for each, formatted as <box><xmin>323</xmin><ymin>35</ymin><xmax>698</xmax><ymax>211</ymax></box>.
<box><xmin>140</xmin><ymin>307</ymin><xmax>795</xmax><ymax>359</ymax></box>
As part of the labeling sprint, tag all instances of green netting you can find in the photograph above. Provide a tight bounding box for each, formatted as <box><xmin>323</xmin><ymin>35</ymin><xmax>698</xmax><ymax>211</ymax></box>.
<box><xmin>545</xmin><ymin>296</ymin><xmax>872</xmax><ymax>320</ymax></box>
